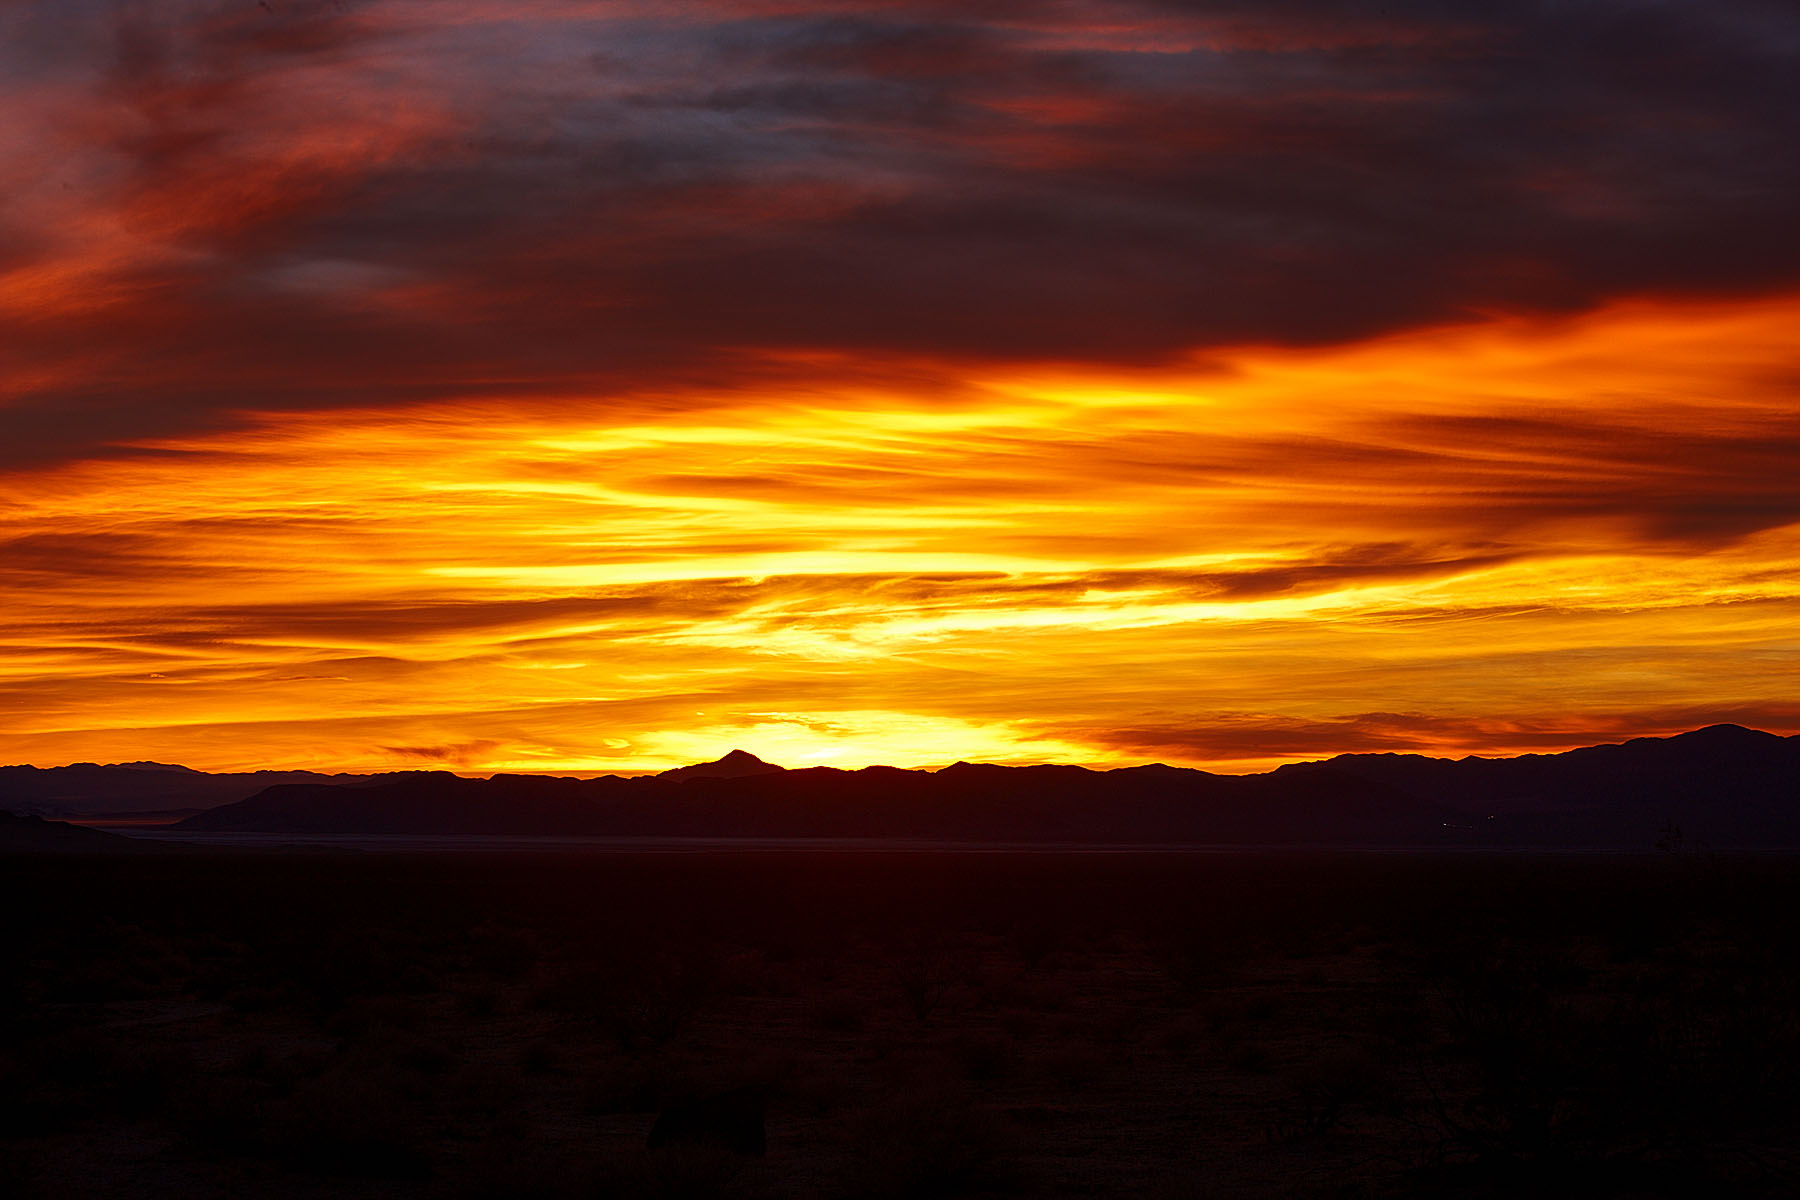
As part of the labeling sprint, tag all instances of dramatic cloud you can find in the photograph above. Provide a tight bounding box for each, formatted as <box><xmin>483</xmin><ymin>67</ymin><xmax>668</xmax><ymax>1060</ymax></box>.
<box><xmin>6</xmin><ymin>0</ymin><xmax>1800</xmax><ymax>455</ymax></box>
<box><xmin>4</xmin><ymin>2</ymin><xmax>1799</xmax><ymax>771</ymax></box>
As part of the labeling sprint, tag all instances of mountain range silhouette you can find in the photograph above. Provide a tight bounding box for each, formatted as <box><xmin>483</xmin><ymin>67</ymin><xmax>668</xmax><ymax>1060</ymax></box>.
<box><xmin>117</xmin><ymin>725</ymin><xmax>1799</xmax><ymax>847</ymax></box>
<box><xmin>0</xmin><ymin>763</ymin><xmax>418</xmax><ymax>821</ymax></box>
<box><xmin>3</xmin><ymin>726</ymin><xmax>1794</xmax><ymax>847</ymax></box>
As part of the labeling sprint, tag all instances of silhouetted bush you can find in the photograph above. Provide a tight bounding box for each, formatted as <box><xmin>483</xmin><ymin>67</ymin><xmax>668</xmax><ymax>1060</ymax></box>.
<box><xmin>276</xmin><ymin>1062</ymin><xmax>434</xmax><ymax>1178</ymax></box>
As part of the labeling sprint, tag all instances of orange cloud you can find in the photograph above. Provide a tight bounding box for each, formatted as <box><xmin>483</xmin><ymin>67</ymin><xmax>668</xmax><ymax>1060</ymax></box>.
<box><xmin>4</xmin><ymin>293</ymin><xmax>1798</xmax><ymax>772</ymax></box>
<box><xmin>3</xmin><ymin>3</ymin><xmax>1797</xmax><ymax>773</ymax></box>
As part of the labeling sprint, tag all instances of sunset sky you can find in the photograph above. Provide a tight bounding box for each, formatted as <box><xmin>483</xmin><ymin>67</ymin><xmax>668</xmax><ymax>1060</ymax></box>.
<box><xmin>5</xmin><ymin>0</ymin><xmax>1799</xmax><ymax>775</ymax></box>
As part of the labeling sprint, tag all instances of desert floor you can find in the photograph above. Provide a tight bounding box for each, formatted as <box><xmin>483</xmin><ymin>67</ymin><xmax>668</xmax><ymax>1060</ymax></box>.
<box><xmin>5</xmin><ymin>848</ymin><xmax>1798</xmax><ymax>1198</ymax></box>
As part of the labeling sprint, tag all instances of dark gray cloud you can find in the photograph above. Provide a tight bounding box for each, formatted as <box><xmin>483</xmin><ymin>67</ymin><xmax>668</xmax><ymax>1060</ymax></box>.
<box><xmin>2</xmin><ymin>0</ymin><xmax>1798</xmax><ymax>461</ymax></box>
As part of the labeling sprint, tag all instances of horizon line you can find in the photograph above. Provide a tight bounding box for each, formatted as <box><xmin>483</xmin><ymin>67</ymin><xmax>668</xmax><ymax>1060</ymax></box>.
<box><xmin>7</xmin><ymin>722</ymin><xmax>1790</xmax><ymax>780</ymax></box>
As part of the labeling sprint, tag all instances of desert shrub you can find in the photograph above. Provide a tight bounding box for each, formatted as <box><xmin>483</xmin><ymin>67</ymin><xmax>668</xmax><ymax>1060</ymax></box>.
<box><xmin>457</xmin><ymin>982</ymin><xmax>503</xmax><ymax>1018</ymax></box>
<box><xmin>1035</xmin><ymin>1042</ymin><xmax>1111</xmax><ymax>1089</ymax></box>
<box><xmin>598</xmin><ymin>1141</ymin><xmax>756</xmax><ymax>1200</ymax></box>
<box><xmin>455</xmin><ymin>1132</ymin><xmax>583</xmax><ymax>1200</ymax></box>
<box><xmin>0</xmin><ymin>1040</ymin><xmax>90</xmax><ymax>1135</ymax></box>
<box><xmin>580</xmin><ymin>948</ymin><xmax>722</xmax><ymax>1050</ymax></box>
<box><xmin>1006</xmin><ymin>975</ymin><xmax>1072</xmax><ymax>1015</ymax></box>
<box><xmin>1199</xmin><ymin>990</ymin><xmax>1284</xmax><ymax>1034</ymax></box>
<box><xmin>519</xmin><ymin>1037</ymin><xmax>561</xmax><ymax>1075</ymax></box>
<box><xmin>891</xmin><ymin>950</ymin><xmax>953</xmax><ymax>1025</ymax></box>
<box><xmin>274</xmin><ymin>1062</ymin><xmax>433</xmax><ymax>1179</ymax></box>
<box><xmin>714</xmin><ymin>949</ymin><xmax>773</xmax><ymax>998</ymax></box>
<box><xmin>322</xmin><ymin>992</ymin><xmax>427</xmax><ymax>1041</ymax></box>
<box><xmin>1270</xmin><ymin>1048</ymin><xmax>1394</xmax><ymax>1141</ymax></box>
<box><xmin>107</xmin><ymin>1041</ymin><xmax>196</xmax><ymax>1116</ymax></box>
<box><xmin>846</xmin><ymin>1086</ymin><xmax>1013</xmax><ymax>1199</ymax></box>
<box><xmin>1154</xmin><ymin>1014</ymin><xmax>1205</xmax><ymax>1058</ymax></box>
<box><xmin>26</xmin><ymin>1027</ymin><xmax>118</xmax><ymax>1091</ymax></box>
<box><xmin>1004</xmin><ymin>911</ymin><xmax>1069</xmax><ymax>972</ymax></box>
<box><xmin>1226</xmin><ymin>1041</ymin><xmax>1274</xmax><ymax>1074</ymax></box>
<box><xmin>782</xmin><ymin>1059</ymin><xmax>854</xmax><ymax>1117</ymax></box>
<box><xmin>531</xmin><ymin>965</ymin><xmax>601</xmax><ymax>1015</ymax></box>
<box><xmin>468</xmin><ymin>920</ymin><xmax>540</xmax><ymax>979</ymax></box>
<box><xmin>613</xmin><ymin>981</ymin><xmax>698</xmax><ymax>1050</ymax></box>
<box><xmin>1149</xmin><ymin>922</ymin><xmax>1252</xmax><ymax>994</ymax></box>
<box><xmin>1407</xmin><ymin>946</ymin><xmax>1797</xmax><ymax>1175</ymax></box>
<box><xmin>43</xmin><ymin>958</ymin><xmax>150</xmax><ymax>1005</ymax></box>
<box><xmin>0</xmin><ymin>1140</ymin><xmax>42</xmax><ymax>1200</ymax></box>
<box><xmin>444</xmin><ymin>1058</ymin><xmax>526</xmax><ymax>1125</ymax></box>
<box><xmin>223</xmin><ymin>983</ymin><xmax>285</xmax><ymax>1013</ymax></box>
<box><xmin>1369</xmin><ymin>990</ymin><xmax>1432</xmax><ymax>1051</ymax></box>
<box><xmin>391</xmin><ymin>1031</ymin><xmax>457</xmax><ymax>1075</ymax></box>
<box><xmin>1435</xmin><ymin>969</ymin><xmax>1581</xmax><ymax>1161</ymax></box>
<box><xmin>583</xmin><ymin>1055</ymin><xmax>666</xmax><ymax>1115</ymax></box>
<box><xmin>805</xmin><ymin>988</ymin><xmax>869</xmax><ymax>1032</ymax></box>
<box><xmin>172</xmin><ymin>1072</ymin><xmax>271</xmax><ymax>1150</ymax></box>
<box><xmin>949</xmin><ymin>1030</ymin><xmax>1015</xmax><ymax>1082</ymax></box>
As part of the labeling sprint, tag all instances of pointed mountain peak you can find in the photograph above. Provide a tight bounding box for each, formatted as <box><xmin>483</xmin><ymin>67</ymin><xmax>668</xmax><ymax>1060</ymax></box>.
<box><xmin>656</xmin><ymin>749</ymin><xmax>787</xmax><ymax>782</ymax></box>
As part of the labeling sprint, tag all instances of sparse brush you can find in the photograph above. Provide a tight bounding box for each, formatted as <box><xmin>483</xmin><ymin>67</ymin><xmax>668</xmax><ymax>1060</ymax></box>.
<box><xmin>804</xmin><ymin>988</ymin><xmax>868</xmax><ymax>1032</ymax></box>
<box><xmin>845</xmin><ymin>1085</ymin><xmax>1014</xmax><ymax>1199</ymax></box>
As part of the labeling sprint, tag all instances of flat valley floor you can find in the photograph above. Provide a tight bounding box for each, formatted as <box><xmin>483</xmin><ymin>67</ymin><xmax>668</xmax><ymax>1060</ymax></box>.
<box><xmin>5</xmin><ymin>849</ymin><xmax>1799</xmax><ymax>1198</ymax></box>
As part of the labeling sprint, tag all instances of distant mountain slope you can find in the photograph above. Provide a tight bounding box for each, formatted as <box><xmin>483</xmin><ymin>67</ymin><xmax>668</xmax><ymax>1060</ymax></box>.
<box><xmin>0</xmin><ymin>811</ymin><xmax>153</xmax><ymax>853</ymax></box>
<box><xmin>176</xmin><ymin>750</ymin><xmax>1451</xmax><ymax>843</ymax></box>
<box><xmin>28</xmin><ymin>726</ymin><xmax>1800</xmax><ymax>846</ymax></box>
<box><xmin>177</xmin><ymin>772</ymin><xmax>606</xmax><ymax>836</ymax></box>
<box><xmin>0</xmin><ymin>763</ymin><xmax>432</xmax><ymax>820</ymax></box>
<box><xmin>1279</xmin><ymin>724</ymin><xmax>1800</xmax><ymax>845</ymax></box>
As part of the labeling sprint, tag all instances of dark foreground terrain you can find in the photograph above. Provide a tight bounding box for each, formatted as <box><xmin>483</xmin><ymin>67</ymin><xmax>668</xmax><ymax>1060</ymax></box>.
<box><xmin>4</xmin><ymin>849</ymin><xmax>1799</xmax><ymax>1198</ymax></box>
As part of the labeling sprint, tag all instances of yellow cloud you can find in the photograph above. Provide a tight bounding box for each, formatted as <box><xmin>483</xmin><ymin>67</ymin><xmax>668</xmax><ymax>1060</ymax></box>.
<box><xmin>5</xmin><ymin>293</ymin><xmax>1799</xmax><ymax>772</ymax></box>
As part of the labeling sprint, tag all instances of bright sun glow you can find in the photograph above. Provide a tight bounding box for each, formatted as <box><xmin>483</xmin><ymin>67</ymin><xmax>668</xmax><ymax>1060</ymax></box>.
<box><xmin>5</xmin><ymin>295</ymin><xmax>1800</xmax><ymax>772</ymax></box>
